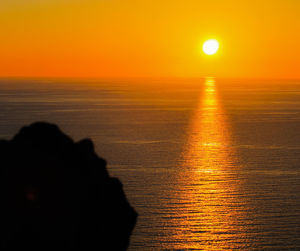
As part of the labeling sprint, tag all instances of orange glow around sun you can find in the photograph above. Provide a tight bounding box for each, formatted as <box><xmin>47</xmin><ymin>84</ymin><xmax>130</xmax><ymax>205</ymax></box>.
<box><xmin>0</xmin><ymin>0</ymin><xmax>299</xmax><ymax>79</ymax></box>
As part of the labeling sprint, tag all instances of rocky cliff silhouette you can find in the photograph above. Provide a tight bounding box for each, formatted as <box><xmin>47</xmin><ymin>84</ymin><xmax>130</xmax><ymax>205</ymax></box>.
<box><xmin>0</xmin><ymin>122</ymin><xmax>137</xmax><ymax>250</ymax></box>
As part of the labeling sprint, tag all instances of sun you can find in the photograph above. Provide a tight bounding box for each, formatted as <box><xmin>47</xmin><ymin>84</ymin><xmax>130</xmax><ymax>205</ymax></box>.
<box><xmin>203</xmin><ymin>39</ymin><xmax>219</xmax><ymax>55</ymax></box>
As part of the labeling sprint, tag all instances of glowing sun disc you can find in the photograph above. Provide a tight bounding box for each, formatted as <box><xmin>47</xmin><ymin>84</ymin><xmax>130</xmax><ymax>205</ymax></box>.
<box><xmin>203</xmin><ymin>39</ymin><xmax>219</xmax><ymax>55</ymax></box>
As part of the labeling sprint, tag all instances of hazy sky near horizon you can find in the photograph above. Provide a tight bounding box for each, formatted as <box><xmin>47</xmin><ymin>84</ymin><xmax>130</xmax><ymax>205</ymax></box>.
<box><xmin>0</xmin><ymin>0</ymin><xmax>299</xmax><ymax>79</ymax></box>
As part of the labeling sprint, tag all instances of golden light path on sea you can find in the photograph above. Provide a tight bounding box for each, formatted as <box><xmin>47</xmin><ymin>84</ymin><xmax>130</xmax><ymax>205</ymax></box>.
<box><xmin>171</xmin><ymin>78</ymin><xmax>247</xmax><ymax>250</ymax></box>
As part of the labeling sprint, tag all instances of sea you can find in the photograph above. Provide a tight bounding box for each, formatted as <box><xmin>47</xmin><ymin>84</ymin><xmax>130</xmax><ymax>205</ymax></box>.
<box><xmin>0</xmin><ymin>78</ymin><xmax>300</xmax><ymax>250</ymax></box>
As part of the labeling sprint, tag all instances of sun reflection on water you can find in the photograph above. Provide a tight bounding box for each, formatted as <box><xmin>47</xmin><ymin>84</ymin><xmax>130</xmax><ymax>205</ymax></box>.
<box><xmin>171</xmin><ymin>78</ymin><xmax>246</xmax><ymax>250</ymax></box>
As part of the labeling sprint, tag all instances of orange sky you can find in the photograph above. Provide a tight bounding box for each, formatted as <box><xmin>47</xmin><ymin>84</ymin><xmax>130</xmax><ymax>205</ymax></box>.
<box><xmin>0</xmin><ymin>0</ymin><xmax>299</xmax><ymax>79</ymax></box>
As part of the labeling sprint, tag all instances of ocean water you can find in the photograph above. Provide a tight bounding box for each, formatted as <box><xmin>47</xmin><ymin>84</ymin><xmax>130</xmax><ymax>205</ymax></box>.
<box><xmin>0</xmin><ymin>78</ymin><xmax>300</xmax><ymax>250</ymax></box>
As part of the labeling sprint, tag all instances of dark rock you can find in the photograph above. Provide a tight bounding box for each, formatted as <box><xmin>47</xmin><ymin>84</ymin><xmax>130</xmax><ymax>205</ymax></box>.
<box><xmin>0</xmin><ymin>122</ymin><xmax>137</xmax><ymax>250</ymax></box>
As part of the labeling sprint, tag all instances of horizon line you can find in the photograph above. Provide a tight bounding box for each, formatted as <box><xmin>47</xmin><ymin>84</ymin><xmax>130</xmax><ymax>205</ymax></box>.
<box><xmin>1</xmin><ymin>76</ymin><xmax>300</xmax><ymax>82</ymax></box>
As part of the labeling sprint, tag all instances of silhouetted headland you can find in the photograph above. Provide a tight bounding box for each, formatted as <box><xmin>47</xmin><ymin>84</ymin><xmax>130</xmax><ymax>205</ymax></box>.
<box><xmin>0</xmin><ymin>122</ymin><xmax>137</xmax><ymax>249</ymax></box>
